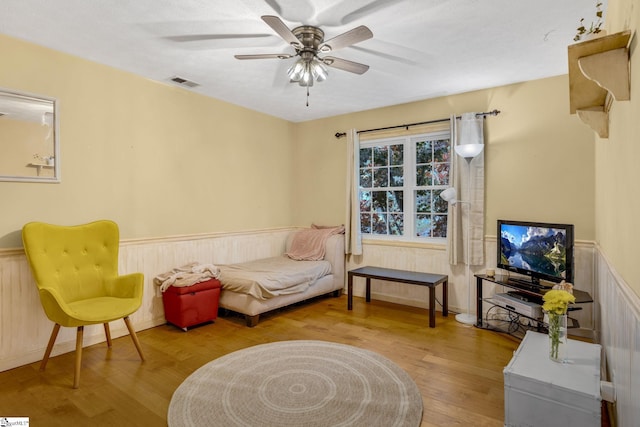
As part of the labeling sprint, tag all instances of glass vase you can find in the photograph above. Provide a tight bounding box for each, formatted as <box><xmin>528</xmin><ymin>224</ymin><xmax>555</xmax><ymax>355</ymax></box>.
<box><xmin>547</xmin><ymin>312</ymin><xmax>568</xmax><ymax>363</ymax></box>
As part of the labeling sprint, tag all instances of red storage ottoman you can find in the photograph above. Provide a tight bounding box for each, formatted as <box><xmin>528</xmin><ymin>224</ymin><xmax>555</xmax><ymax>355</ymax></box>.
<box><xmin>162</xmin><ymin>278</ymin><xmax>222</xmax><ymax>331</ymax></box>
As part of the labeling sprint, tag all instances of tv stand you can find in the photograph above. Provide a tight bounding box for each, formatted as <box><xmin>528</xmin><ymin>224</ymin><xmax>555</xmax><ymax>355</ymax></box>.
<box><xmin>475</xmin><ymin>274</ymin><xmax>593</xmax><ymax>334</ymax></box>
<box><xmin>506</xmin><ymin>277</ymin><xmax>549</xmax><ymax>289</ymax></box>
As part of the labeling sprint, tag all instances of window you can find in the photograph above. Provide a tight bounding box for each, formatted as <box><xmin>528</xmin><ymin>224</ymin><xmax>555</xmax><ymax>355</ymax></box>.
<box><xmin>358</xmin><ymin>130</ymin><xmax>451</xmax><ymax>241</ymax></box>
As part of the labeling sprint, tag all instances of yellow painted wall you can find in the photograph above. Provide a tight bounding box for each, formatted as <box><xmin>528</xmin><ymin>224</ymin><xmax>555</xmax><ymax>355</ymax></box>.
<box><xmin>292</xmin><ymin>76</ymin><xmax>596</xmax><ymax>241</ymax></box>
<box><xmin>595</xmin><ymin>0</ymin><xmax>640</xmax><ymax>294</ymax></box>
<box><xmin>1</xmin><ymin>25</ymin><xmax>606</xmax><ymax>266</ymax></box>
<box><xmin>0</xmin><ymin>34</ymin><xmax>295</xmax><ymax>248</ymax></box>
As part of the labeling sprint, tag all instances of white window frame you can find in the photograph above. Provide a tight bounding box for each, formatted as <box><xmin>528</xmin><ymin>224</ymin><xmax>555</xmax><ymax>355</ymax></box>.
<box><xmin>358</xmin><ymin>129</ymin><xmax>452</xmax><ymax>243</ymax></box>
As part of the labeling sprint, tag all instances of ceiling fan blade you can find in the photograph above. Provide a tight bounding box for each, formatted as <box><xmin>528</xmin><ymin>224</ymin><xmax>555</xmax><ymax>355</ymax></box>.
<box><xmin>264</xmin><ymin>0</ymin><xmax>314</xmax><ymax>23</ymax></box>
<box><xmin>166</xmin><ymin>34</ymin><xmax>272</xmax><ymax>43</ymax></box>
<box><xmin>317</xmin><ymin>0</ymin><xmax>401</xmax><ymax>26</ymax></box>
<box><xmin>234</xmin><ymin>53</ymin><xmax>293</xmax><ymax>60</ymax></box>
<box><xmin>261</xmin><ymin>15</ymin><xmax>302</xmax><ymax>48</ymax></box>
<box><xmin>350</xmin><ymin>45</ymin><xmax>421</xmax><ymax>66</ymax></box>
<box><xmin>322</xmin><ymin>56</ymin><xmax>370</xmax><ymax>74</ymax></box>
<box><xmin>319</xmin><ymin>25</ymin><xmax>373</xmax><ymax>52</ymax></box>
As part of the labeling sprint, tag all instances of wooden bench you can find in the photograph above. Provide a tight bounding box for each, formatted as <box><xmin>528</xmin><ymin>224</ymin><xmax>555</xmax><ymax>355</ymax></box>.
<box><xmin>347</xmin><ymin>266</ymin><xmax>448</xmax><ymax>328</ymax></box>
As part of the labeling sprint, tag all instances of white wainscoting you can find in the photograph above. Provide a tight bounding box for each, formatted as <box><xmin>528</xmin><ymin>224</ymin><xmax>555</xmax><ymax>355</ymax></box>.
<box><xmin>0</xmin><ymin>228</ymin><xmax>294</xmax><ymax>373</ymax></box>
<box><xmin>3</xmin><ymin>228</ymin><xmax>635</xmax><ymax>423</ymax></box>
<box><xmin>596</xmin><ymin>246</ymin><xmax>640</xmax><ymax>427</ymax></box>
<box><xmin>348</xmin><ymin>237</ymin><xmax>595</xmax><ymax>333</ymax></box>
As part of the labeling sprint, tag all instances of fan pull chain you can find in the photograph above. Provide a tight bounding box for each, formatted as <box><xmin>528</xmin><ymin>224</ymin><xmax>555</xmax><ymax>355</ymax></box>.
<box><xmin>306</xmin><ymin>86</ymin><xmax>310</xmax><ymax>107</ymax></box>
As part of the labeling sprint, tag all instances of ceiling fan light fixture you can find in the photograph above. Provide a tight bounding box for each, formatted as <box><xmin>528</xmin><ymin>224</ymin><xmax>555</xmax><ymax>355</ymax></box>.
<box><xmin>300</xmin><ymin>63</ymin><xmax>313</xmax><ymax>87</ymax></box>
<box><xmin>287</xmin><ymin>60</ymin><xmax>305</xmax><ymax>81</ymax></box>
<box><xmin>311</xmin><ymin>60</ymin><xmax>328</xmax><ymax>82</ymax></box>
<box><xmin>235</xmin><ymin>15</ymin><xmax>372</xmax><ymax>106</ymax></box>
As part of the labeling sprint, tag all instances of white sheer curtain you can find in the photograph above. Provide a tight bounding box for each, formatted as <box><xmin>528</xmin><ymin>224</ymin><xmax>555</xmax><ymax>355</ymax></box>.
<box><xmin>345</xmin><ymin>129</ymin><xmax>362</xmax><ymax>255</ymax></box>
<box><xmin>447</xmin><ymin>115</ymin><xmax>463</xmax><ymax>264</ymax></box>
<box><xmin>447</xmin><ymin>113</ymin><xmax>485</xmax><ymax>266</ymax></box>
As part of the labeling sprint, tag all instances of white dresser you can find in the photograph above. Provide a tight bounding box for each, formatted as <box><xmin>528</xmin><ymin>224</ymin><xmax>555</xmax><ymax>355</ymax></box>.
<box><xmin>503</xmin><ymin>331</ymin><xmax>602</xmax><ymax>427</ymax></box>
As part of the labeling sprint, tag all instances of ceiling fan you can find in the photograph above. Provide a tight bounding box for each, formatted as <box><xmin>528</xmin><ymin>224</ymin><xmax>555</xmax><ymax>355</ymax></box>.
<box><xmin>235</xmin><ymin>15</ymin><xmax>373</xmax><ymax>105</ymax></box>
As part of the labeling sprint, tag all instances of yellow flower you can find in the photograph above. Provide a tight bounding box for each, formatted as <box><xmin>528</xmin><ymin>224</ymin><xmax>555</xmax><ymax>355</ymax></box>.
<box><xmin>542</xmin><ymin>289</ymin><xmax>576</xmax><ymax>315</ymax></box>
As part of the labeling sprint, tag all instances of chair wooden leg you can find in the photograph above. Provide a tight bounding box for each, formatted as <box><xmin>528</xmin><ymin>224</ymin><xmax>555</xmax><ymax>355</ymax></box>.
<box><xmin>73</xmin><ymin>326</ymin><xmax>84</xmax><ymax>389</ymax></box>
<box><xmin>123</xmin><ymin>316</ymin><xmax>145</xmax><ymax>361</ymax></box>
<box><xmin>40</xmin><ymin>323</ymin><xmax>61</xmax><ymax>371</ymax></box>
<box><xmin>103</xmin><ymin>323</ymin><xmax>112</xmax><ymax>348</ymax></box>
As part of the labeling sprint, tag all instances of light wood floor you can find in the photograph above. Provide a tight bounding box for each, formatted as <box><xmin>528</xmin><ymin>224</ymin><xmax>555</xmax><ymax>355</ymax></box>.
<box><xmin>0</xmin><ymin>295</ymin><xmax>522</xmax><ymax>426</ymax></box>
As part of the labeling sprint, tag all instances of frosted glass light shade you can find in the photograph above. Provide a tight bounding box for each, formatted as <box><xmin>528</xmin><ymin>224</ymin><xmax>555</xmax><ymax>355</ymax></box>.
<box><xmin>311</xmin><ymin>60</ymin><xmax>328</xmax><ymax>82</ymax></box>
<box><xmin>300</xmin><ymin>65</ymin><xmax>313</xmax><ymax>86</ymax></box>
<box><xmin>287</xmin><ymin>61</ymin><xmax>305</xmax><ymax>81</ymax></box>
<box><xmin>454</xmin><ymin>143</ymin><xmax>484</xmax><ymax>159</ymax></box>
<box><xmin>440</xmin><ymin>187</ymin><xmax>457</xmax><ymax>203</ymax></box>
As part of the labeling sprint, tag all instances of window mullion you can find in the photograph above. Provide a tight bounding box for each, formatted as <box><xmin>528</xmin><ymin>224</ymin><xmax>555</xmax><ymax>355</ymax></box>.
<box><xmin>405</xmin><ymin>138</ymin><xmax>415</xmax><ymax>238</ymax></box>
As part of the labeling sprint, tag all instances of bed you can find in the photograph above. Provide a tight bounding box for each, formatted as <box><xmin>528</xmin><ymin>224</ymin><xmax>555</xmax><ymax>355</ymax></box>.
<box><xmin>217</xmin><ymin>228</ymin><xmax>345</xmax><ymax>327</ymax></box>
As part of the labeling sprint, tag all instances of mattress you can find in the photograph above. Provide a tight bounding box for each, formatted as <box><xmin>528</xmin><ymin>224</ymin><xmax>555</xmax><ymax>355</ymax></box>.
<box><xmin>218</xmin><ymin>255</ymin><xmax>332</xmax><ymax>300</ymax></box>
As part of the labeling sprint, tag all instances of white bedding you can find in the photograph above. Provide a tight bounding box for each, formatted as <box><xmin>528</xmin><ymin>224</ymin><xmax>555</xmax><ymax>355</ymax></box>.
<box><xmin>218</xmin><ymin>256</ymin><xmax>332</xmax><ymax>300</ymax></box>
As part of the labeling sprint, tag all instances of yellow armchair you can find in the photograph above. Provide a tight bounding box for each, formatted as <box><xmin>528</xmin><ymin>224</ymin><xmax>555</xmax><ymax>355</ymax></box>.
<box><xmin>22</xmin><ymin>220</ymin><xmax>145</xmax><ymax>388</ymax></box>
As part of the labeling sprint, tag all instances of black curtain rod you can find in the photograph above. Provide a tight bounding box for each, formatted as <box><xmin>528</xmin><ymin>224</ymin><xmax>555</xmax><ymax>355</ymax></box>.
<box><xmin>334</xmin><ymin>109</ymin><xmax>501</xmax><ymax>139</ymax></box>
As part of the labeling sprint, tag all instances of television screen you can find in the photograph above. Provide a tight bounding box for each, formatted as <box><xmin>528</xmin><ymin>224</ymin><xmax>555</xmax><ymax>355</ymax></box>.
<box><xmin>498</xmin><ymin>220</ymin><xmax>574</xmax><ymax>285</ymax></box>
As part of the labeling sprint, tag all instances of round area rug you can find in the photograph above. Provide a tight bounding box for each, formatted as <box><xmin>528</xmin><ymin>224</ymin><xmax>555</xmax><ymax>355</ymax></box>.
<box><xmin>168</xmin><ymin>340</ymin><xmax>423</xmax><ymax>427</ymax></box>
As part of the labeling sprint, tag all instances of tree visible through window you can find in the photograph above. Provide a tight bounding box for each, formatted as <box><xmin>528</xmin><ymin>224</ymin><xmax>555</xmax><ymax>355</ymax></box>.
<box><xmin>358</xmin><ymin>130</ymin><xmax>451</xmax><ymax>240</ymax></box>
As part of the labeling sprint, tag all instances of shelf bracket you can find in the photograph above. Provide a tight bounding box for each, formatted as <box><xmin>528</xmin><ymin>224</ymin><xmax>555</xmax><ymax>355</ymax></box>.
<box><xmin>578</xmin><ymin>47</ymin><xmax>630</xmax><ymax>102</ymax></box>
<box><xmin>568</xmin><ymin>30</ymin><xmax>633</xmax><ymax>139</ymax></box>
<box><xmin>576</xmin><ymin>106</ymin><xmax>609</xmax><ymax>138</ymax></box>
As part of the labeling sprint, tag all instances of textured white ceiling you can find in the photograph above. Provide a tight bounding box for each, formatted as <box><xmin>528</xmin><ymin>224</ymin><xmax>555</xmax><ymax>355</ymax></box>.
<box><xmin>0</xmin><ymin>0</ymin><xmax>605</xmax><ymax>122</ymax></box>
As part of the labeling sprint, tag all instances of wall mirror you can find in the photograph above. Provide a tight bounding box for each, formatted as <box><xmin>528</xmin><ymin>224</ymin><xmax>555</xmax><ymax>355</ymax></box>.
<box><xmin>0</xmin><ymin>89</ymin><xmax>60</xmax><ymax>183</ymax></box>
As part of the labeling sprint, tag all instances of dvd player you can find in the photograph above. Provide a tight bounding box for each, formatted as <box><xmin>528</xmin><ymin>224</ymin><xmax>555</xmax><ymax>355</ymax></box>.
<box><xmin>492</xmin><ymin>292</ymin><xmax>542</xmax><ymax>318</ymax></box>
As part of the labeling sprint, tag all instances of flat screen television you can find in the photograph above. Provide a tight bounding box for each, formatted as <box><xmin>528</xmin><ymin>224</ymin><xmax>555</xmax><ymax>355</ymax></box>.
<box><xmin>497</xmin><ymin>219</ymin><xmax>574</xmax><ymax>286</ymax></box>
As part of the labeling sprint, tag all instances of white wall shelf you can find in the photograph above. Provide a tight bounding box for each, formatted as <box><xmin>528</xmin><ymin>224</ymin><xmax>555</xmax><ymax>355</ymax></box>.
<box><xmin>568</xmin><ymin>30</ymin><xmax>633</xmax><ymax>138</ymax></box>
<box><xmin>27</xmin><ymin>162</ymin><xmax>54</xmax><ymax>176</ymax></box>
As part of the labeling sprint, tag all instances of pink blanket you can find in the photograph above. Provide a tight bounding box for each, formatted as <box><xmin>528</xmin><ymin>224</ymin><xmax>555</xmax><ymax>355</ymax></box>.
<box><xmin>285</xmin><ymin>225</ymin><xmax>345</xmax><ymax>261</ymax></box>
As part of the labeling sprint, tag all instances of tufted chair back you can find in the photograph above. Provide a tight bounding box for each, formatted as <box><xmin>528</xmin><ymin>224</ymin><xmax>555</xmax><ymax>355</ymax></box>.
<box><xmin>23</xmin><ymin>220</ymin><xmax>120</xmax><ymax>305</ymax></box>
